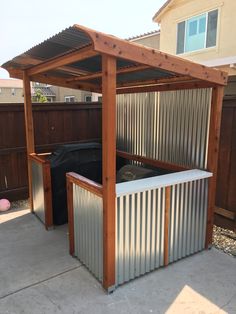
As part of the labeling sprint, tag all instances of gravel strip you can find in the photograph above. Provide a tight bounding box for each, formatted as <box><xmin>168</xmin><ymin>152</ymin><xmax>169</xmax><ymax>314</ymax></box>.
<box><xmin>213</xmin><ymin>225</ymin><xmax>236</xmax><ymax>257</ymax></box>
<box><xmin>10</xmin><ymin>199</ymin><xmax>29</xmax><ymax>210</ymax></box>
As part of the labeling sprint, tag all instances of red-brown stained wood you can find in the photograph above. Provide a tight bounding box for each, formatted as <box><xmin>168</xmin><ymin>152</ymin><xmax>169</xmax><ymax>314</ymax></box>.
<box><xmin>67</xmin><ymin>172</ymin><xmax>102</xmax><ymax>197</ymax></box>
<box><xmin>68</xmin><ymin>64</ymin><xmax>150</xmax><ymax>82</ymax></box>
<box><xmin>102</xmin><ymin>54</ymin><xmax>116</xmax><ymax>291</ymax></box>
<box><xmin>66</xmin><ymin>175</ymin><xmax>75</xmax><ymax>255</ymax></box>
<box><xmin>75</xmin><ymin>24</ymin><xmax>228</xmax><ymax>86</ymax></box>
<box><xmin>42</xmin><ymin>161</ymin><xmax>53</xmax><ymax>229</ymax></box>
<box><xmin>117</xmin><ymin>81</ymin><xmax>215</xmax><ymax>94</ymax></box>
<box><xmin>116</xmin><ymin>150</ymin><xmax>189</xmax><ymax>172</ymax></box>
<box><xmin>27</xmin><ymin>46</ymin><xmax>97</xmax><ymax>76</ymax></box>
<box><xmin>23</xmin><ymin>72</ymin><xmax>35</xmax><ymax>211</ymax></box>
<box><xmin>206</xmin><ymin>86</ymin><xmax>224</xmax><ymax>248</ymax></box>
<box><xmin>0</xmin><ymin>102</ymin><xmax>102</xmax><ymax>201</ymax></box>
<box><xmin>30</xmin><ymin>74</ymin><xmax>101</xmax><ymax>93</ymax></box>
<box><xmin>164</xmin><ymin>186</ymin><xmax>171</xmax><ymax>266</ymax></box>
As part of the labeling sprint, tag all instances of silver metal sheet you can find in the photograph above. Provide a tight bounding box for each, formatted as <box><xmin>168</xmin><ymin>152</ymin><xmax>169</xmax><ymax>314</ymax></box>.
<box><xmin>116</xmin><ymin>187</ymin><xmax>165</xmax><ymax>286</ymax></box>
<box><xmin>117</xmin><ymin>89</ymin><xmax>211</xmax><ymax>169</ymax></box>
<box><xmin>31</xmin><ymin>160</ymin><xmax>45</xmax><ymax>223</ymax></box>
<box><xmin>73</xmin><ymin>184</ymin><xmax>103</xmax><ymax>282</ymax></box>
<box><xmin>168</xmin><ymin>178</ymin><xmax>208</xmax><ymax>263</ymax></box>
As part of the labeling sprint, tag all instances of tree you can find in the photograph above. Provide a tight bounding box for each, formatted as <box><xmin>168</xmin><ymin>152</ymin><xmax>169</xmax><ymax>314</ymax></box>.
<box><xmin>34</xmin><ymin>89</ymin><xmax>48</xmax><ymax>103</ymax></box>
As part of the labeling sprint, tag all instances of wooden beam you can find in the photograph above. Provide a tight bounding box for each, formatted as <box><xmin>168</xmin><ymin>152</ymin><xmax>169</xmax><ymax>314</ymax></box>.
<box><xmin>215</xmin><ymin>206</ymin><xmax>235</xmax><ymax>221</ymax></box>
<box><xmin>67</xmin><ymin>172</ymin><xmax>102</xmax><ymax>197</ymax></box>
<box><xmin>26</xmin><ymin>45</ymin><xmax>97</xmax><ymax>76</ymax></box>
<box><xmin>66</xmin><ymin>175</ymin><xmax>75</xmax><ymax>255</ymax></box>
<box><xmin>164</xmin><ymin>186</ymin><xmax>171</xmax><ymax>266</ymax></box>
<box><xmin>117</xmin><ymin>80</ymin><xmax>215</xmax><ymax>94</ymax></box>
<box><xmin>81</xmin><ymin>25</ymin><xmax>228</xmax><ymax>85</ymax></box>
<box><xmin>117</xmin><ymin>75</ymin><xmax>192</xmax><ymax>88</ymax></box>
<box><xmin>30</xmin><ymin>73</ymin><xmax>102</xmax><ymax>93</ymax></box>
<box><xmin>102</xmin><ymin>54</ymin><xmax>116</xmax><ymax>292</ymax></box>
<box><xmin>23</xmin><ymin>71</ymin><xmax>35</xmax><ymax>211</ymax></box>
<box><xmin>116</xmin><ymin>150</ymin><xmax>189</xmax><ymax>172</ymax></box>
<box><xmin>14</xmin><ymin>54</ymin><xmax>91</xmax><ymax>76</ymax></box>
<box><xmin>67</xmin><ymin>64</ymin><xmax>149</xmax><ymax>82</ymax></box>
<box><xmin>205</xmin><ymin>86</ymin><xmax>225</xmax><ymax>248</ymax></box>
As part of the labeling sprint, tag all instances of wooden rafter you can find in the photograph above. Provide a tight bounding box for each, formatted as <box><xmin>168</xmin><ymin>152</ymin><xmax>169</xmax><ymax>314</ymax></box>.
<box><xmin>15</xmin><ymin>54</ymin><xmax>91</xmax><ymax>76</ymax></box>
<box><xmin>26</xmin><ymin>45</ymin><xmax>98</xmax><ymax>76</ymax></box>
<box><xmin>75</xmin><ymin>24</ymin><xmax>228</xmax><ymax>86</ymax></box>
<box><xmin>30</xmin><ymin>73</ymin><xmax>101</xmax><ymax>92</ymax></box>
<box><xmin>67</xmin><ymin>64</ymin><xmax>150</xmax><ymax>82</ymax></box>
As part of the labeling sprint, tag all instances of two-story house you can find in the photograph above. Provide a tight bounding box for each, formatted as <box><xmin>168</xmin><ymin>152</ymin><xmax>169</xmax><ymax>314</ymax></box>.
<box><xmin>153</xmin><ymin>0</ymin><xmax>236</xmax><ymax>96</ymax></box>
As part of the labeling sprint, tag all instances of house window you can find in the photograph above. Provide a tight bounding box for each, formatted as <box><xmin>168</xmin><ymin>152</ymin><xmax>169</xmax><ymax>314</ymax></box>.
<box><xmin>85</xmin><ymin>95</ymin><xmax>92</xmax><ymax>102</ymax></box>
<box><xmin>11</xmin><ymin>88</ymin><xmax>15</xmax><ymax>96</ymax></box>
<box><xmin>65</xmin><ymin>96</ymin><xmax>75</xmax><ymax>102</ymax></box>
<box><xmin>177</xmin><ymin>9</ymin><xmax>218</xmax><ymax>54</ymax></box>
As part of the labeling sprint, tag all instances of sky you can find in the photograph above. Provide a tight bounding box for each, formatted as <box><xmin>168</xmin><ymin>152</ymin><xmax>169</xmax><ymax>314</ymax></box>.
<box><xmin>0</xmin><ymin>0</ymin><xmax>166</xmax><ymax>79</ymax></box>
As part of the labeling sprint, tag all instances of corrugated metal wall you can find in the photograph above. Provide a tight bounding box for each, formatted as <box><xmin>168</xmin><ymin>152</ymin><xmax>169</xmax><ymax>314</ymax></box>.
<box><xmin>31</xmin><ymin>160</ymin><xmax>45</xmax><ymax>223</ymax></box>
<box><xmin>168</xmin><ymin>178</ymin><xmax>208</xmax><ymax>263</ymax></box>
<box><xmin>117</xmin><ymin>89</ymin><xmax>211</xmax><ymax>169</ymax></box>
<box><xmin>73</xmin><ymin>184</ymin><xmax>103</xmax><ymax>282</ymax></box>
<box><xmin>116</xmin><ymin>188</ymin><xmax>165</xmax><ymax>286</ymax></box>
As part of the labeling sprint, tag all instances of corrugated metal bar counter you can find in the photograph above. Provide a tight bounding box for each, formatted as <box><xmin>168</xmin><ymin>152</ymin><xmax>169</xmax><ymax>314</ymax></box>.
<box><xmin>72</xmin><ymin>169</ymin><xmax>212</xmax><ymax>288</ymax></box>
<box><xmin>115</xmin><ymin>170</ymin><xmax>211</xmax><ymax>286</ymax></box>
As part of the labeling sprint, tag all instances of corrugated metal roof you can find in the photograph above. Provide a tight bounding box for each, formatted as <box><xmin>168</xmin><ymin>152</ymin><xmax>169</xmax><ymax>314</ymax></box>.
<box><xmin>25</xmin><ymin>26</ymin><xmax>92</xmax><ymax>60</ymax></box>
<box><xmin>1</xmin><ymin>24</ymin><xmax>227</xmax><ymax>90</ymax></box>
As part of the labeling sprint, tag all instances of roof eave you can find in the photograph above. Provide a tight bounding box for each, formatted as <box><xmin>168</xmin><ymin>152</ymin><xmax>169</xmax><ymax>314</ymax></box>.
<box><xmin>152</xmin><ymin>0</ymin><xmax>174</xmax><ymax>23</ymax></box>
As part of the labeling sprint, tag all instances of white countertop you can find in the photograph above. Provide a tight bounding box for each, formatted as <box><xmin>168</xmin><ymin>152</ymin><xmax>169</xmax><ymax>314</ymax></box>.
<box><xmin>116</xmin><ymin>169</ymin><xmax>212</xmax><ymax>196</ymax></box>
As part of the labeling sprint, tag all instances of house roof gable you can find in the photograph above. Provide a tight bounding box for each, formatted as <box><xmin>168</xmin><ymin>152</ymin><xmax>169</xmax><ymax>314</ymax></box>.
<box><xmin>152</xmin><ymin>0</ymin><xmax>175</xmax><ymax>22</ymax></box>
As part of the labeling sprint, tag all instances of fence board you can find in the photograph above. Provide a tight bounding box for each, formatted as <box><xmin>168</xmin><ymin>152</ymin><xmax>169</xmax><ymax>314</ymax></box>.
<box><xmin>215</xmin><ymin>97</ymin><xmax>236</xmax><ymax>231</ymax></box>
<box><xmin>0</xmin><ymin>102</ymin><xmax>102</xmax><ymax>201</ymax></box>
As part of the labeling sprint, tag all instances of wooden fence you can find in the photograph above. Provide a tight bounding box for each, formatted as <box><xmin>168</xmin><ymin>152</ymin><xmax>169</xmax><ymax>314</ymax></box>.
<box><xmin>215</xmin><ymin>97</ymin><xmax>236</xmax><ymax>231</ymax></box>
<box><xmin>0</xmin><ymin>102</ymin><xmax>102</xmax><ymax>200</ymax></box>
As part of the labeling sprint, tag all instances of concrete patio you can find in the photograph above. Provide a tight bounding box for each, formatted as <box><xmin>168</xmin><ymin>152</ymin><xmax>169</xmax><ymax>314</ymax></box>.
<box><xmin>0</xmin><ymin>207</ymin><xmax>235</xmax><ymax>314</ymax></box>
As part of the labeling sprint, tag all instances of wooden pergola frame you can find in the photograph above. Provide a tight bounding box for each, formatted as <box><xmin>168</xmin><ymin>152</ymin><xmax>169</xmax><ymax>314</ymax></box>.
<box><xmin>2</xmin><ymin>24</ymin><xmax>227</xmax><ymax>291</ymax></box>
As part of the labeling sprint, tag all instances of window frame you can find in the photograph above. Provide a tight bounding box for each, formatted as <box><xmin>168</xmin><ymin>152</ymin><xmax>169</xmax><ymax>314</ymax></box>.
<box><xmin>85</xmin><ymin>95</ymin><xmax>92</xmax><ymax>102</ymax></box>
<box><xmin>176</xmin><ymin>8</ymin><xmax>218</xmax><ymax>55</ymax></box>
<box><xmin>65</xmin><ymin>96</ymin><xmax>75</xmax><ymax>102</ymax></box>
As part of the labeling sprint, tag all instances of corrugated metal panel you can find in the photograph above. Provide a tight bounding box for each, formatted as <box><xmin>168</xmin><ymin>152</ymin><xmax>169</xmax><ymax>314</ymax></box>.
<box><xmin>31</xmin><ymin>160</ymin><xmax>45</xmax><ymax>223</ymax></box>
<box><xmin>168</xmin><ymin>178</ymin><xmax>208</xmax><ymax>263</ymax></box>
<box><xmin>117</xmin><ymin>89</ymin><xmax>211</xmax><ymax>169</ymax></box>
<box><xmin>116</xmin><ymin>187</ymin><xmax>165</xmax><ymax>286</ymax></box>
<box><xmin>73</xmin><ymin>184</ymin><xmax>103</xmax><ymax>282</ymax></box>
<box><xmin>2</xmin><ymin>26</ymin><xmax>177</xmax><ymax>83</ymax></box>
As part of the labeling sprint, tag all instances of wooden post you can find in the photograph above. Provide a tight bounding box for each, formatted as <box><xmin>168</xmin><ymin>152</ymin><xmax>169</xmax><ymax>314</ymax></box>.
<box><xmin>206</xmin><ymin>86</ymin><xmax>224</xmax><ymax>248</ymax></box>
<box><xmin>23</xmin><ymin>72</ymin><xmax>35</xmax><ymax>211</ymax></box>
<box><xmin>164</xmin><ymin>186</ymin><xmax>171</xmax><ymax>266</ymax></box>
<box><xmin>42</xmin><ymin>161</ymin><xmax>53</xmax><ymax>229</ymax></box>
<box><xmin>66</xmin><ymin>177</ymin><xmax>75</xmax><ymax>255</ymax></box>
<box><xmin>102</xmin><ymin>54</ymin><xmax>116</xmax><ymax>291</ymax></box>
